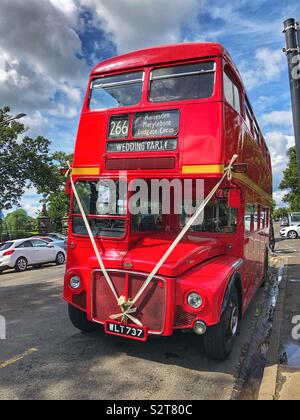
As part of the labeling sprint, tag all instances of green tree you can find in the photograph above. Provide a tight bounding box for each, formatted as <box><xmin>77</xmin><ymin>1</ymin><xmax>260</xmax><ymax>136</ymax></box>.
<box><xmin>3</xmin><ymin>209</ymin><xmax>36</xmax><ymax>239</ymax></box>
<box><xmin>280</xmin><ymin>147</ymin><xmax>300</xmax><ymax>211</ymax></box>
<box><xmin>1</xmin><ymin>107</ymin><xmax>72</xmax><ymax>230</ymax></box>
<box><xmin>42</xmin><ymin>151</ymin><xmax>73</xmax><ymax>229</ymax></box>
<box><xmin>273</xmin><ymin>208</ymin><xmax>289</xmax><ymax>219</ymax></box>
<box><xmin>0</xmin><ymin>107</ymin><xmax>53</xmax><ymax>210</ymax></box>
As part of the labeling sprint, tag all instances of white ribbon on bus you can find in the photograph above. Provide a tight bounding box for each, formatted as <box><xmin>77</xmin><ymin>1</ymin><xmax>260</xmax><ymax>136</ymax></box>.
<box><xmin>67</xmin><ymin>154</ymin><xmax>238</xmax><ymax>327</ymax></box>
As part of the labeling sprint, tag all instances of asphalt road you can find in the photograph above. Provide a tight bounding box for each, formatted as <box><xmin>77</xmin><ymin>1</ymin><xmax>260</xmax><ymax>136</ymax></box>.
<box><xmin>0</xmin><ymin>254</ymin><xmax>280</xmax><ymax>400</ymax></box>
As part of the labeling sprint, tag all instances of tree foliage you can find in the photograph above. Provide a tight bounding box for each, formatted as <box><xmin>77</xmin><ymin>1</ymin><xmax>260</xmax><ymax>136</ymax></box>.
<box><xmin>43</xmin><ymin>151</ymin><xmax>73</xmax><ymax>225</ymax></box>
<box><xmin>0</xmin><ymin>107</ymin><xmax>53</xmax><ymax>210</ymax></box>
<box><xmin>0</xmin><ymin>107</ymin><xmax>72</xmax><ymax>224</ymax></box>
<box><xmin>280</xmin><ymin>147</ymin><xmax>300</xmax><ymax>211</ymax></box>
<box><xmin>2</xmin><ymin>208</ymin><xmax>38</xmax><ymax>240</ymax></box>
<box><xmin>272</xmin><ymin>208</ymin><xmax>289</xmax><ymax>219</ymax></box>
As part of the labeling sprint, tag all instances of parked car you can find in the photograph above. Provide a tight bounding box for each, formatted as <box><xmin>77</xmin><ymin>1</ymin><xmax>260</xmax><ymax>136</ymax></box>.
<box><xmin>47</xmin><ymin>233</ymin><xmax>67</xmax><ymax>241</ymax></box>
<box><xmin>281</xmin><ymin>219</ymin><xmax>289</xmax><ymax>227</ymax></box>
<box><xmin>280</xmin><ymin>224</ymin><xmax>300</xmax><ymax>240</ymax></box>
<box><xmin>32</xmin><ymin>235</ymin><xmax>67</xmax><ymax>250</ymax></box>
<box><xmin>0</xmin><ymin>238</ymin><xmax>66</xmax><ymax>273</ymax></box>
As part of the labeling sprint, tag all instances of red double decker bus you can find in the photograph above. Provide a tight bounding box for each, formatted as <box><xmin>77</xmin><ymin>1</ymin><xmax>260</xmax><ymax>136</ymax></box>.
<box><xmin>64</xmin><ymin>43</ymin><xmax>272</xmax><ymax>360</ymax></box>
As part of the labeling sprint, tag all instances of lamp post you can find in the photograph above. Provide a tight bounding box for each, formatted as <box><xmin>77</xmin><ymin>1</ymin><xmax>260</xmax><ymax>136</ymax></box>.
<box><xmin>283</xmin><ymin>18</ymin><xmax>300</xmax><ymax>186</ymax></box>
<box><xmin>0</xmin><ymin>113</ymin><xmax>27</xmax><ymax>127</ymax></box>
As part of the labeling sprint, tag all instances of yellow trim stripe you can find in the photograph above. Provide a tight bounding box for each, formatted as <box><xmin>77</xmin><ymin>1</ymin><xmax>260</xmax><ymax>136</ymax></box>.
<box><xmin>182</xmin><ymin>164</ymin><xmax>273</xmax><ymax>204</ymax></box>
<box><xmin>72</xmin><ymin>167</ymin><xmax>100</xmax><ymax>176</ymax></box>
<box><xmin>233</xmin><ymin>173</ymin><xmax>273</xmax><ymax>204</ymax></box>
<box><xmin>182</xmin><ymin>164</ymin><xmax>225</xmax><ymax>174</ymax></box>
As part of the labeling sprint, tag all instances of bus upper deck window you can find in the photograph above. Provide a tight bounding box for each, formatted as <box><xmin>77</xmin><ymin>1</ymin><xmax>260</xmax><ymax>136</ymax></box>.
<box><xmin>89</xmin><ymin>71</ymin><xmax>144</xmax><ymax>110</ymax></box>
<box><xmin>149</xmin><ymin>61</ymin><xmax>216</xmax><ymax>103</ymax></box>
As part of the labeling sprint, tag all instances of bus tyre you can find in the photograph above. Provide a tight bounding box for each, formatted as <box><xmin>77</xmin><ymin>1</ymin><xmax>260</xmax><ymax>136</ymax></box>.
<box><xmin>288</xmin><ymin>230</ymin><xmax>298</xmax><ymax>240</ymax></box>
<box><xmin>204</xmin><ymin>287</ymin><xmax>239</xmax><ymax>361</ymax></box>
<box><xmin>56</xmin><ymin>252</ymin><xmax>65</xmax><ymax>265</ymax></box>
<box><xmin>261</xmin><ymin>251</ymin><xmax>269</xmax><ymax>288</ymax></box>
<box><xmin>68</xmin><ymin>304</ymin><xmax>98</xmax><ymax>333</ymax></box>
<box><xmin>15</xmin><ymin>257</ymin><xmax>28</xmax><ymax>273</ymax></box>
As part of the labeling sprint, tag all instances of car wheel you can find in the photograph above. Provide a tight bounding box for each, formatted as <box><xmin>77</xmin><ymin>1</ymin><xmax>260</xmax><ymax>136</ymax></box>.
<box><xmin>288</xmin><ymin>230</ymin><xmax>298</xmax><ymax>240</ymax></box>
<box><xmin>15</xmin><ymin>257</ymin><xmax>28</xmax><ymax>273</ymax></box>
<box><xmin>55</xmin><ymin>252</ymin><xmax>65</xmax><ymax>265</ymax></box>
<box><xmin>68</xmin><ymin>304</ymin><xmax>98</xmax><ymax>333</ymax></box>
<box><xmin>203</xmin><ymin>286</ymin><xmax>240</xmax><ymax>361</ymax></box>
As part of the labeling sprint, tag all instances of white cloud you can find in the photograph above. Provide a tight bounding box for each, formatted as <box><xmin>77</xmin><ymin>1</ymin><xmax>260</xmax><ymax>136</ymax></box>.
<box><xmin>0</xmin><ymin>0</ymin><xmax>87</xmax><ymax>122</ymax></box>
<box><xmin>262</xmin><ymin>110</ymin><xmax>293</xmax><ymax>127</ymax></box>
<box><xmin>240</xmin><ymin>48</ymin><xmax>285</xmax><ymax>90</ymax></box>
<box><xmin>3</xmin><ymin>187</ymin><xmax>42</xmax><ymax>218</ymax></box>
<box><xmin>265</xmin><ymin>131</ymin><xmax>291</xmax><ymax>189</ymax></box>
<box><xmin>20</xmin><ymin>187</ymin><xmax>42</xmax><ymax>217</ymax></box>
<box><xmin>273</xmin><ymin>190</ymin><xmax>289</xmax><ymax>208</ymax></box>
<box><xmin>49</xmin><ymin>103</ymin><xmax>79</xmax><ymax>119</ymax></box>
<box><xmin>81</xmin><ymin>0</ymin><xmax>202</xmax><ymax>53</ymax></box>
<box><xmin>286</xmin><ymin>135</ymin><xmax>295</xmax><ymax>148</ymax></box>
<box><xmin>49</xmin><ymin>0</ymin><xmax>77</xmax><ymax>20</ymax></box>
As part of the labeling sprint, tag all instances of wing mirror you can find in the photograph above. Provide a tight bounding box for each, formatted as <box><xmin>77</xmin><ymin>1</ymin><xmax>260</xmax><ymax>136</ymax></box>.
<box><xmin>228</xmin><ymin>189</ymin><xmax>242</xmax><ymax>209</ymax></box>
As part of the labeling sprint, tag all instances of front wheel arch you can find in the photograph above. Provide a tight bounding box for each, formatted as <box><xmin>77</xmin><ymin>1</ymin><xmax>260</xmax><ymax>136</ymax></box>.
<box><xmin>221</xmin><ymin>272</ymin><xmax>243</xmax><ymax>321</ymax></box>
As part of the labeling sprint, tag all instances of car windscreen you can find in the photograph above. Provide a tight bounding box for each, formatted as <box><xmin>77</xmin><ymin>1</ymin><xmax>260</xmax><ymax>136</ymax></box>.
<box><xmin>149</xmin><ymin>61</ymin><xmax>216</xmax><ymax>103</ymax></box>
<box><xmin>90</xmin><ymin>71</ymin><xmax>144</xmax><ymax>110</ymax></box>
<box><xmin>0</xmin><ymin>242</ymin><xmax>13</xmax><ymax>251</ymax></box>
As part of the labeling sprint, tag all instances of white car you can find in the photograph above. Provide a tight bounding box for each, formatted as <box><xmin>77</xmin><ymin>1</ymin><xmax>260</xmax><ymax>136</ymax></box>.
<box><xmin>0</xmin><ymin>238</ymin><xmax>66</xmax><ymax>273</ymax></box>
<box><xmin>280</xmin><ymin>224</ymin><xmax>300</xmax><ymax>240</ymax></box>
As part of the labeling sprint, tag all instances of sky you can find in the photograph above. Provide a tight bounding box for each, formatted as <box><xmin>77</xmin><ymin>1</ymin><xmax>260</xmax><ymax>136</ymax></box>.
<box><xmin>0</xmin><ymin>0</ymin><xmax>299</xmax><ymax>216</ymax></box>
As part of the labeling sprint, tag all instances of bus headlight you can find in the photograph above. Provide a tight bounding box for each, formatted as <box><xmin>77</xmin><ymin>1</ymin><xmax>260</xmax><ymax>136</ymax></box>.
<box><xmin>69</xmin><ymin>276</ymin><xmax>81</xmax><ymax>290</ymax></box>
<box><xmin>187</xmin><ymin>292</ymin><xmax>203</xmax><ymax>309</ymax></box>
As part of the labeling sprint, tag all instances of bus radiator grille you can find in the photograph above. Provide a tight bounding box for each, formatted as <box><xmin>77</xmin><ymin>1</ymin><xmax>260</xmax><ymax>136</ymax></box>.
<box><xmin>92</xmin><ymin>271</ymin><xmax>166</xmax><ymax>334</ymax></box>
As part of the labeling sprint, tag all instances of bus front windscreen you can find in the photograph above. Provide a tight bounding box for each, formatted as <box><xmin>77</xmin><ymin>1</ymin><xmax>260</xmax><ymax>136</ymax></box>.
<box><xmin>149</xmin><ymin>61</ymin><xmax>216</xmax><ymax>103</ymax></box>
<box><xmin>72</xmin><ymin>180</ymin><xmax>127</xmax><ymax>238</ymax></box>
<box><xmin>90</xmin><ymin>71</ymin><xmax>144</xmax><ymax>110</ymax></box>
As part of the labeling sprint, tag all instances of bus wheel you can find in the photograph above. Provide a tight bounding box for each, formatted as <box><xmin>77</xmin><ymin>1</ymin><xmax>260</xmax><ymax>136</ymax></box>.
<box><xmin>68</xmin><ymin>304</ymin><xmax>98</xmax><ymax>333</ymax></box>
<box><xmin>204</xmin><ymin>287</ymin><xmax>240</xmax><ymax>361</ymax></box>
<box><xmin>261</xmin><ymin>251</ymin><xmax>269</xmax><ymax>288</ymax></box>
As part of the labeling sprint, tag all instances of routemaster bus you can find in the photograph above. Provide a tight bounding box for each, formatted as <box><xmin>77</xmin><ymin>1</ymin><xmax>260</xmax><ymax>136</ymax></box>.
<box><xmin>64</xmin><ymin>43</ymin><xmax>273</xmax><ymax>360</ymax></box>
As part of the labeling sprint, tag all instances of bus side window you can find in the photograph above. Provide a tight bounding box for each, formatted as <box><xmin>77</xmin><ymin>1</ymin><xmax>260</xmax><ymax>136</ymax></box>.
<box><xmin>253</xmin><ymin>121</ymin><xmax>260</xmax><ymax>145</ymax></box>
<box><xmin>265</xmin><ymin>209</ymin><xmax>269</xmax><ymax>228</ymax></box>
<box><xmin>245</xmin><ymin>97</ymin><xmax>253</xmax><ymax>134</ymax></box>
<box><xmin>261</xmin><ymin>208</ymin><xmax>266</xmax><ymax>230</ymax></box>
<box><xmin>253</xmin><ymin>205</ymin><xmax>259</xmax><ymax>231</ymax></box>
<box><xmin>224</xmin><ymin>71</ymin><xmax>241</xmax><ymax>115</ymax></box>
<box><xmin>245</xmin><ymin>205</ymin><xmax>253</xmax><ymax>233</ymax></box>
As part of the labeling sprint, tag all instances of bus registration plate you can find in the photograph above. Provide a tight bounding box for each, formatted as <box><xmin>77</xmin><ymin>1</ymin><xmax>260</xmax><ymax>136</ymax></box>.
<box><xmin>105</xmin><ymin>321</ymin><xmax>148</xmax><ymax>342</ymax></box>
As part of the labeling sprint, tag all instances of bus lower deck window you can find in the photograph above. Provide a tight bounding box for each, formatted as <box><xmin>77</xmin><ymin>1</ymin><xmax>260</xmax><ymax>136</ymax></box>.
<box><xmin>181</xmin><ymin>199</ymin><xmax>237</xmax><ymax>234</ymax></box>
<box><xmin>150</xmin><ymin>61</ymin><xmax>215</xmax><ymax>103</ymax></box>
